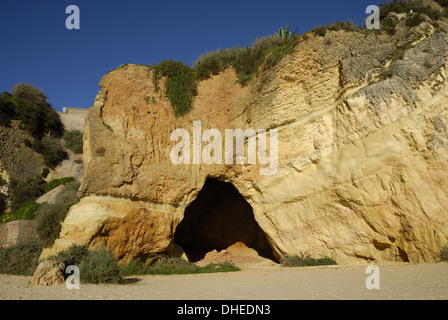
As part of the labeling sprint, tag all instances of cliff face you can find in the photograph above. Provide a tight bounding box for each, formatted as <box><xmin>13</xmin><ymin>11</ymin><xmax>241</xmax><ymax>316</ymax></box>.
<box><xmin>43</xmin><ymin>21</ymin><xmax>448</xmax><ymax>264</ymax></box>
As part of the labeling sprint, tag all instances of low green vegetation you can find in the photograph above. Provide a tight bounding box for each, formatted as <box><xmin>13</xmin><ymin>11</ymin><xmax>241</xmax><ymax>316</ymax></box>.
<box><xmin>56</xmin><ymin>243</ymin><xmax>89</xmax><ymax>267</ymax></box>
<box><xmin>29</xmin><ymin>137</ymin><xmax>67</xmax><ymax>169</ymax></box>
<box><xmin>2</xmin><ymin>176</ymin><xmax>77</xmax><ymax>221</ymax></box>
<box><xmin>149</xmin><ymin>28</ymin><xmax>301</xmax><ymax>118</ymax></box>
<box><xmin>63</xmin><ymin>130</ymin><xmax>83</xmax><ymax>154</ymax></box>
<box><xmin>0</xmin><ymin>200</ymin><xmax>42</xmax><ymax>224</ymax></box>
<box><xmin>53</xmin><ymin>245</ymin><xmax>239</xmax><ymax>284</ymax></box>
<box><xmin>153</xmin><ymin>60</ymin><xmax>197</xmax><ymax>117</ymax></box>
<box><xmin>0</xmin><ymin>237</ymin><xmax>43</xmax><ymax>276</ymax></box>
<box><xmin>44</xmin><ymin>177</ymin><xmax>76</xmax><ymax>193</ymax></box>
<box><xmin>379</xmin><ymin>0</ymin><xmax>448</xmax><ymax>35</ymax></box>
<box><xmin>36</xmin><ymin>181</ymin><xmax>80</xmax><ymax>247</ymax></box>
<box><xmin>380</xmin><ymin>0</ymin><xmax>444</xmax><ymax>21</ymax></box>
<box><xmin>1</xmin><ymin>84</ymin><xmax>65</xmax><ymax>170</ymax></box>
<box><xmin>79</xmin><ymin>247</ymin><xmax>122</xmax><ymax>284</ymax></box>
<box><xmin>120</xmin><ymin>257</ymin><xmax>240</xmax><ymax>276</ymax></box>
<box><xmin>281</xmin><ymin>253</ymin><xmax>337</xmax><ymax>267</ymax></box>
<box><xmin>9</xmin><ymin>176</ymin><xmax>46</xmax><ymax>211</ymax></box>
<box><xmin>3</xmin><ymin>83</ymin><xmax>64</xmax><ymax>139</ymax></box>
<box><xmin>0</xmin><ymin>181</ymin><xmax>81</xmax><ymax>275</ymax></box>
<box><xmin>1</xmin><ymin>178</ymin><xmax>80</xmax><ymax>254</ymax></box>
<box><xmin>146</xmin><ymin>1</ymin><xmax>448</xmax><ymax>118</ymax></box>
<box><xmin>193</xmin><ymin>31</ymin><xmax>300</xmax><ymax>84</ymax></box>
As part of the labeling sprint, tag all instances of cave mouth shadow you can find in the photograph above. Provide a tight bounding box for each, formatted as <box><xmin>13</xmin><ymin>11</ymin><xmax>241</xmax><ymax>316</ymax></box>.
<box><xmin>174</xmin><ymin>178</ymin><xmax>278</xmax><ymax>263</ymax></box>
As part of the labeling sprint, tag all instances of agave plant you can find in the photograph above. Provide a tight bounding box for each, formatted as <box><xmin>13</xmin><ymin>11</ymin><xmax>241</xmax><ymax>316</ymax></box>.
<box><xmin>272</xmin><ymin>25</ymin><xmax>298</xmax><ymax>39</ymax></box>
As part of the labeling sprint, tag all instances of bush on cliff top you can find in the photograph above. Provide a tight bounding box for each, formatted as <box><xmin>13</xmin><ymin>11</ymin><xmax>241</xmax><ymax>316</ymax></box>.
<box><xmin>149</xmin><ymin>32</ymin><xmax>300</xmax><ymax>118</ymax></box>
<box><xmin>153</xmin><ymin>60</ymin><xmax>197</xmax><ymax>117</ymax></box>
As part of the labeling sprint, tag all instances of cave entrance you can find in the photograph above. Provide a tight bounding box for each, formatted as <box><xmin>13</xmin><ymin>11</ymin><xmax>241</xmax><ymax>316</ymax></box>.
<box><xmin>174</xmin><ymin>178</ymin><xmax>277</xmax><ymax>263</ymax></box>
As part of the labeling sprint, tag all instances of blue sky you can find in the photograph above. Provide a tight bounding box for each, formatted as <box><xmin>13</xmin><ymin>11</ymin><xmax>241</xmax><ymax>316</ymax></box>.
<box><xmin>0</xmin><ymin>0</ymin><xmax>383</xmax><ymax>112</ymax></box>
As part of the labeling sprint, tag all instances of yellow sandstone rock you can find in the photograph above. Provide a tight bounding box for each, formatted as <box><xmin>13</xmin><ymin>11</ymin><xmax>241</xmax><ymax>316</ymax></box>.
<box><xmin>42</xmin><ymin>28</ymin><xmax>448</xmax><ymax>265</ymax></box>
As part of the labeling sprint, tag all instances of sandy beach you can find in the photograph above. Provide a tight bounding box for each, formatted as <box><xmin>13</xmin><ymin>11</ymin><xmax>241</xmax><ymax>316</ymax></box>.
<box><xmin>1</xmin><ymin>262</ymin><xmax>447</xmax><ymax>300</ymax></box>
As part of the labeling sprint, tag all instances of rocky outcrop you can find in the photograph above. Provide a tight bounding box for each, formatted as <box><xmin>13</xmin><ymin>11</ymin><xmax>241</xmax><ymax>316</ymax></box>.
<box><xmin>30</xmin><ymin>260</ymin><xmax>65</xmax><ymax>287</ymax></box>
<box><xmin>42</xmin><ymin>20</ymin><xmax>448</xmax><ymax>264</ymax></box>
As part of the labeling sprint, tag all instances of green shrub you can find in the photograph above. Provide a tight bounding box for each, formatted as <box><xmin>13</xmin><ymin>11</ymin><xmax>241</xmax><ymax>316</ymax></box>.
<box><xmin>153</xmin><ymin>60</ymin><xmax>197</xmax><ymax>117</ymax></box>
<box><xmin>0</xmin><ymin>200</ymin><xmax>42</xmax><ymax>224</ymax></box>
<box><xmin>406</xmin><ymin>13</ymin><xmax>426</xmax><ymax>27</ymax></box>
<box><xmin>0</xmin><ymin>237</ymin><xmax>43</xmax><ymax>275</ymax></box>
<box><xmin>31</xmin><ymin>137</ymin><xmax>67</xmax><ymax>169</ymax></box>
<box><xmin>56</xmin><ymin>244</ymin><xmax>89</xmax><ymax>267</ymax></box>
<box><xmin>149</xmin><ymin>27</ymin><xmax>302</xmax><ymax>117</ymax></box>
<box><xmin>266</xmin><ymin>37</ymin><xmax>301</xmax><ymax>69</ymax></box>
<box><xmin>63</xmin><ymin>130</ymin><xmax>83</xmax><ymax>154</ymax></box>
<box><xmin>36</xmin><ymin>181</ymin><xmax>80</xmax><ymax>247</ymax></box>
<box><xmin>120</xmin><ymin>257</ymin><xmax>240</xmax><ymax>276</ymax></box>
<box><xmin>9</xmin><ymin>84</ymin><xmax>63</xmax><ymax>139</ymax></box>
<box><xmin>11</xmin><ymin>83</ymin><xmax>47</xmax><ymax>105</ymax></box>
<box><xmin>44</xmin><ymin>177</ymin><xmax>76</xmax><ymax>193</ymax></box>
<box><xmin>10</xmin><ymin>176</ymin><xmax>45</xmax><ymax>210</ymax></box>
<box><xmin>79</xmin><ymin>247</ymin><xmax>122</xmax><ymax>284</ymax></box>
<box><xmin>380</xmin><ymin>0</ymin><xmax>441</xmax><ymax>21</ymax></box>
<box><xmin>52</xmin><ymin>181</ymin><xmax>80</xmax><ymax>206</ymax></box>
<box><xmin>382</xmin><ymin>17</ymin><xmax>398</xmax><ymax>35</ymax></box>
<box><xmin>36</xmin><ymin>203</ymin><xmax>65</xmax><ymax>247</ymax></box>
<box><xmin>312</xmin><ymin>26</ymin><xmax>327</xmax><ymax>37</ymax></box>
<box><xmin>328</xmin><ymin>20</ymin><xmax>359</xmax><ymax>32</ymax></box>
<box><xmin>193</xmin><ymin>34</ymin><xmax>299</xmax><ymax>86</ymax></box>
<box><xmin>148</xmin><ymin>257</ymin><xmax>200</xmax><ymax>274</ymax></box>
<box><xmin>281</xmin><ymin>253</ymin><xmax>337</xmax><ymax>267</ymax></box>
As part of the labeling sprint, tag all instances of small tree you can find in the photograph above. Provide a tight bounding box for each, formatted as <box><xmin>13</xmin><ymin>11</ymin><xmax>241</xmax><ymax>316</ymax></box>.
<box><xmin>11</xmin><ymin>83</ymin><xmax>47</xmax><ymax>105</ymax></box>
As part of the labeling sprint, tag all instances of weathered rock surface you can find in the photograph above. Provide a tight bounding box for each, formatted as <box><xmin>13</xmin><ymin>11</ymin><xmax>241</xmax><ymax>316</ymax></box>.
<box><xmin>30</xmin><ymin>260</ymin><xmax>65</xmax><ymax>287</ymax></box>
<box><xmin>43</xmin><ymin>22</ymin><xmax>448</xmax><ymax>264</ymax></box>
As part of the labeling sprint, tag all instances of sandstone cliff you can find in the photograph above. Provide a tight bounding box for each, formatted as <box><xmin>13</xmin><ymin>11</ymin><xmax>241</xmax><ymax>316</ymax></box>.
<box><xmin>43</xmin><ymin>17</ymin><xmax>448</xmax><ymax>264</ymax></box>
